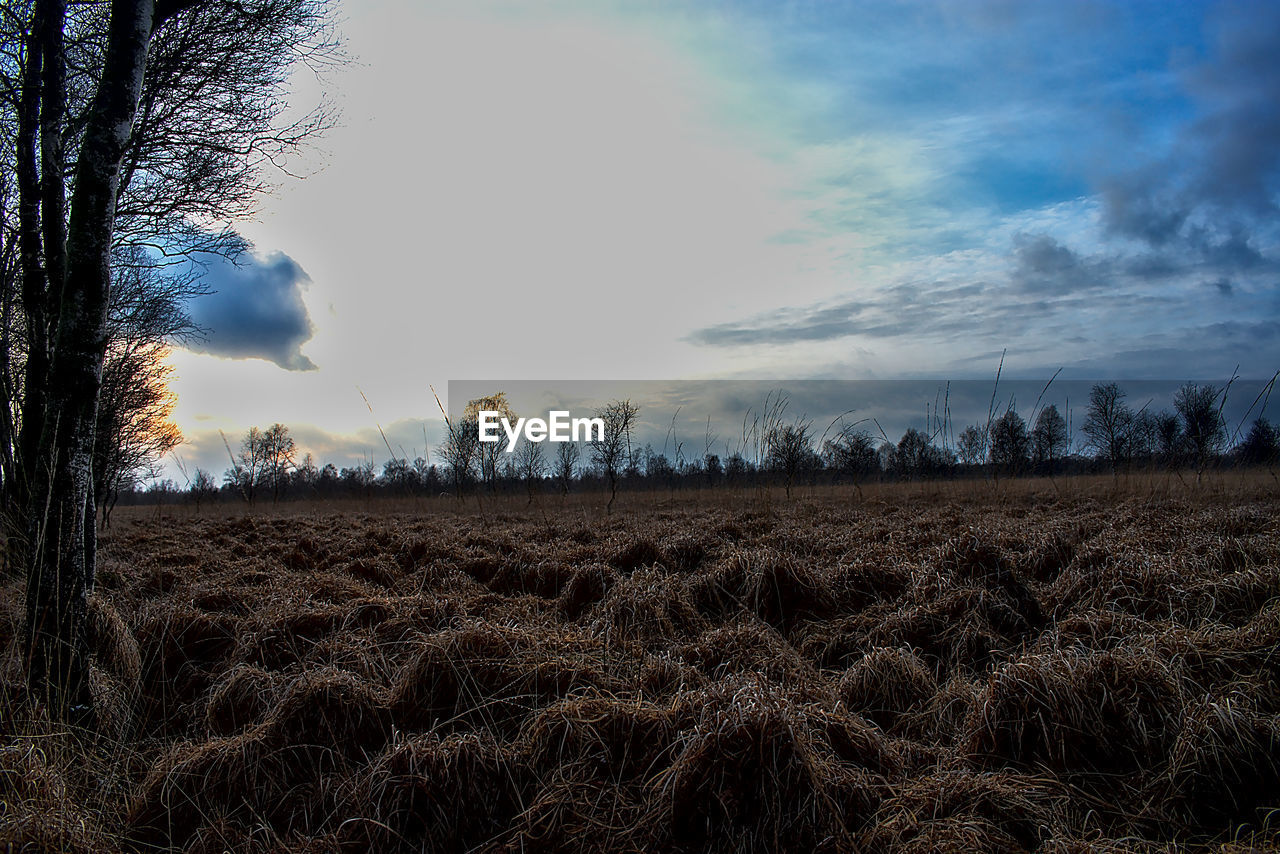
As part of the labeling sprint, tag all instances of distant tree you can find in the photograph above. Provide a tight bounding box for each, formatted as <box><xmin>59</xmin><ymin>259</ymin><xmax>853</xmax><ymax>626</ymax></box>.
<box><xmin>1236</xmin><ymin>418</ymin><xmax>1278</xmax><ymax>466</ymax></box>
<box><xmin>92</xmin><ymin>342</ymin><xmax>183</xmax><ymax>520</ymax></box>
<box><xmin>440</xmin><ymin>413</ymin><xmax>480</xmax><ymax>499</ymax></box>
<box><xmin>766</xmin><ymin>418</ymin><xmax>815</xmax><ymax>498</ymax></box>
<box><xmin>989</xmin><ymin>410</ymin><xmax>1030</xmax><ymax>474</ymax></box>
<box><xmin>891</xmin><ymin>427</ymin><xmax>950</xmax><ymax>479</ymax></box>
<box><xmin>554</xmin><ymin>440</ymin><xmax>580</xmax><ymax>495</ymax></box>
<box><xmin>591</xmin><ymin>399</ymin><xmax>638</xmax><ymax>512</ymax></box>
<box><xmin>1175</xmin><ymin>383</ymin><xmax>1226</xmax><ymax>472</ymax></box>
<box><xmin>465</xmin><ymin>393</ymin><xmax>514</xmax><ymax>492</ymax></box>
<box><xmin>259</xmin><ymin>423</ymin><xmax>296</xmax><ymax>502</ymax></box>
<box><xmin>957</xmin><ymin>424</ymin><xmax>987</xmax><ymax>467</ymax></box>
<box><xmin>190</xmin><ymin>468</ymin><xmax>218</xmax><ymax>511</ymax></box>
<box><xmin>724</xmin><ymin>452</ymin><xmax>749</xmax><ymax>486</ymax></box>
<box><xmin>704</xmin><ymin>453</ymin><xmax>722</xmax><ymax>487</ymax></box>
<box><xmin>1154</xmin><ymin>411</ymin><xmax>1183</xmax><ymax>466</ymax></box>
<box><xmin>1082</xmin><ymin>382</ymin><xmax>1134</xmax><ymax>472</ymax></box>
<box><xmin>382</xmin><ymin>457</ymin><xmax>414</xmax><ymax>493</ymax></box>
<box><xmin>515</xmin><ymin>438</ymin><xmax>546</xmax><ymax>504</ymax></box>
<box><xmin>822</xmin><ymin>427</ymin><xmax>878</xmax><ymax>483</ymax></box>
<box><xmin>293</xmin><ymin>452</ymin><xmax>319</xmax><ymax>491</ymax></box>
<box><xmin>318</xmin><ymin>463</ymin><xmax>339</xmax><ymax>494</ymax></box>
<box><xmin>1031</xmin><ymin>405</ymin><xmax>1069</xmax><ymax>471</ymax></box>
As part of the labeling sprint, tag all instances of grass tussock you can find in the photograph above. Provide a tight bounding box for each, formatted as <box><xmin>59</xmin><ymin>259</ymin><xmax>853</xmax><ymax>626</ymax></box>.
<box><xmin>1</xmin><ymin>479</ymin><xmax>1279</xmax><ymax>852</ymax></box>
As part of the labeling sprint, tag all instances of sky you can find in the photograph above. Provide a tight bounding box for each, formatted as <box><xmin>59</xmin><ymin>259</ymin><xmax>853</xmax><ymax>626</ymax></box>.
<box><xmin>163</xmin><ymin>0</ymin><xmax>1280</xmax><ymax>479</ymax></box>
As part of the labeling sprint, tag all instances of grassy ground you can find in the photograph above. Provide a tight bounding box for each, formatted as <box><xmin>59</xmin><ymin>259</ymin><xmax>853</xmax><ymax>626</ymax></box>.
<box><xmin>2</xmin><ymin>475</ymin><xmax>1278</xmax><ymax>852</ymax></box>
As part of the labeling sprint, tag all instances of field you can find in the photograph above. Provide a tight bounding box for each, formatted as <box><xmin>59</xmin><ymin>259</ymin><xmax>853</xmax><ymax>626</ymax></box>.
<box><xmin>2</xmin><ymin>477</ymin><xmax>1279</xmax><ymax>852</ymax></box>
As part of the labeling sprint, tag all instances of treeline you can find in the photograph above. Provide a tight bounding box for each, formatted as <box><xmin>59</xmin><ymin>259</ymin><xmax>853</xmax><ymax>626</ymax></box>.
<box><xmin>121</xmin><ymin>381</ymin><xmax>1278</xmax><ymax>508</ymax></box>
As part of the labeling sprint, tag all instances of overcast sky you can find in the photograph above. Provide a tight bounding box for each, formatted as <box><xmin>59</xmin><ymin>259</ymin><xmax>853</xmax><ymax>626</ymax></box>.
<box><xmin>164</xmin><ymin>0</ymin><xmax>1280</xmax><ymax>478</ymax></box>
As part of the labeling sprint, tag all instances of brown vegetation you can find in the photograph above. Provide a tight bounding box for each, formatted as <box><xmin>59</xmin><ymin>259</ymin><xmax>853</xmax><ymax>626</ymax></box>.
<box><xmin>2</xmin><ymin>478</ymin><xmax>1278</xmax><ymax>851</ymax></box>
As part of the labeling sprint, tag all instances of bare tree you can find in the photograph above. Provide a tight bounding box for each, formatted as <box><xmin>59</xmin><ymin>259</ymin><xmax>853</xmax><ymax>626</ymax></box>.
<box><xmin>464</xmin><ymin>392</ymin><xmax>514</xmax><ymax>492</ymax></box>
<box><xmin>4</xmin><ymin>0</ymin><xmax>337</xmax><ymax>719</ymax></box>
<box><xmin>515</xmin><ymin>438</ymin><xmax>546</xmax><ymax>504</ymax></box>
<box><xmin>1236</xmin><ymin>418</ymin><xmax>1278</xmax><ymax>467</ymax></box>
<box><xmin>555</xmin><ymin>439</ymin><xmax>579</xmax><ymax>495</ymax></box>
<box><xmin>591</xmin><ymin>399</ymin><xmax>638</xmax><ymax>513</ymax></box>
<box><xmin>989</xmin><ymin>409</ymin><xmax>1030</xmax><ymax>474</ymax></box>
<box><xmin>1175</xmin><ymin>382</ymin><xmax>1226</xmax><ymax>474</ymax></box>
<box><xmin>766</xmin><ymin>417</ymin><xmax>815</xmax><ymax>498</ymax></box>
<box><xmin>957</xmin><ymin>424</ymin><xmax>986</xmax><ymax>467</ymax></box>
<box><xmin>189</xmin><ymin>467</ymin><xmax>216</xmax><ymax>510</ymax></box>
<box><xmin>440</xmin><ymin>413</ymin><xmax>480</xmax><ymax>499</ymax></box>
<box><xmin>1031</xmin><ymin>404</ymin><xmax>1068</xmax><ymax>472</ymax></box>
<box><xmin>1082</xmin><ymin>382</ymin><xmax>1134</xmax><ymax>473</ymax></box>
<box><xmin>821</xmin><ymin>425</ymin><xmax>877</xmax><ymax>485</ymax></box>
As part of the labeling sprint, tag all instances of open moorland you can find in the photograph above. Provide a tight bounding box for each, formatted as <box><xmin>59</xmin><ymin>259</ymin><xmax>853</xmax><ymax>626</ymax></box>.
<box><xmin>2</xmin><ymin>477</ymin><xmax>1279</xmax><ymax>852</ymax></box>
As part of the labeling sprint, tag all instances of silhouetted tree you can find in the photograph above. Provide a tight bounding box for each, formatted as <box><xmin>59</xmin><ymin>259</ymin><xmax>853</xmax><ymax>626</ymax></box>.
<box><xmin>822</xmin><ymin>427</ymin><xmax>878</xmax><ymax>483</ymax></box>
<box><xmin>957</xmin><ymin>424</ymin><xmax>986</xmax><ymax>466</ymax></box>
<box><xmin>891</xmin><ymin>427</ymin><xmax>950</xmax><ymax>479</ymax></box>
<box><xmin>555</xmin><ymin>440</ymin><xmax>579</xmax><ymax>495</ymax></box>
<box><xmin>591</xmin><ymin>399</ymin><xmax>638</xmax><ymax>513</ymax></box>
<box><xmin>5</xmin><ymin>0</ymin><xmax>338</xmax><ymax>719</ymax></box>
<box><xmin>1154</xmin><ymin>411</ymin><xmax>1183</xmax><ymax>466</ymax></box>
<box><xmin>1175</xmin><ymin>383</ymin><xmax>1226</xmax><ymax>472</ymax></box>
<box><xmin>766</xmin><ymin>417</ymin><xmax>815</xmax><ymax>498</ymax></box>
<box><xmin>515</xmin><ymin>438</ymin><xmax>546</xmax><ymax>504</ymax></box>
<box><xmin>1082</xmin><ymin>382</ymin><xmax>1134</xmax><ymax>472</ymax></box>
<box><xmin>1236</xmin><ymin>418</ymin><xmax>1278</xmax><ymax>466</ymax></box>
<box><xmin>1031</xmin><ymin>405</ymin><xmax>1068</xmax><ymax>472</ymax></box>
<box><xmin>989</xmin><ymin>410</ymin><xmax>1030</xmax><ymax>474</ymax></box>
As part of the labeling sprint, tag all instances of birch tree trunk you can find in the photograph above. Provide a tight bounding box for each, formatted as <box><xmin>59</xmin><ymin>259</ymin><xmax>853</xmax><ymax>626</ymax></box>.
<box><xmin>22</xmin><ymin>0</ymin><xmax>159</xmax><ymax>722</ymax></box>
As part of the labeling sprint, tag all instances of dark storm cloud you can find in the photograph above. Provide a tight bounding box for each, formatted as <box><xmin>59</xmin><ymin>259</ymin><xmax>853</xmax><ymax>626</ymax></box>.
<box><xmin>186</xmin><ymin>250</ymin><xmax>317</xmax><ymax>371</ymax></box>
<box><xmin>1101</xmin><ymin>5</ymin><xmax>1280</xmax><ymax>258</ymax></box>
<box><xmin>1010</xmin><ymin>233</ymin><xmax>1109</xmax><ymax>294</ymax></box>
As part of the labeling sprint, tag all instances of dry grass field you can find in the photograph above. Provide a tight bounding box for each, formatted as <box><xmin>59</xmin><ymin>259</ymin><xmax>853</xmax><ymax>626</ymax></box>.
<box><xmin>2</xmin><ymin>475</ymin><xmax>1279</xmax><ymax>852</ymax></box>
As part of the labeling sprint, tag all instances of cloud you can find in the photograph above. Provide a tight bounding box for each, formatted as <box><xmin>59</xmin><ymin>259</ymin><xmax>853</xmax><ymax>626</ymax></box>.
<box><xmin>185</xmin><ymin>250</ymin><xmax>317</xmax><ymax>371</ymax></box>
<box><xmin>1009</xmin><ymin>233</ymin><xmax>1107</xmax><ymax>294</ymax></box>
<box><xmin>1101</xmin><ymin>5</ymin><xmax>1280</xmax><ymax>258</ymax></box>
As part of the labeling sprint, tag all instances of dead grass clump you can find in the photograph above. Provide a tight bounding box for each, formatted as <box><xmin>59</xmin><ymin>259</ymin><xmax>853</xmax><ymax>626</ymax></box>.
<box><xmin>389</xmin><ymin>624</ymin><xmax>604</xmax><ymax>733</ymax></box>
<box><xmin>900</xmin><ymin>675</ymin><xmax>982</xmax><ymax>745</ymax></box>
<box><xmin>487</xmin><ymin>559</ymin><xmax>575</xmax><ymax>599</ymax></box>
<box><xmin>0</xmin><ymin>740</ymin><xmax>103</xmax><ymax>853</ymax></box>
<box><xmin>866</xmin><ymin>590</ymin><xmax>1009</xmax><ymax>679</ymax></box>
<box><xmin>86</xmin><ymin>593</ymin><xmax>141</xmax><ymax>689</ymax></box>
<box><xmin>558</xmin><ymin>563</ymin><xmax>620</xmax><ymax>618</ymax></box>
<box><xmin>964</xmin><ymin>648</ymin><xmax>1185</xmax><ymax>777</ymax></box>
<box><xmin>521</xmin><ymin>693</ymin><xmax>678</xmax><ymax>781</ymax></box>
<box><xmin>126</xmin><ymin>732</ymin><xmax>265</xmax><ymax>850</ymax></box>
<box><xmin>1048</xmin><ymin>553</ymin><xmax>1195</xmax><ymax>624</ymax></box>
<box><xmin>264</xmin><ymin>667</ymin><xmax>392</xmax><ymax>761</ymax></box>
<box><xmin>678</xmin><ymin>622</ymin><xmax>820</xmax><ymax>692</ymax></box>
<box><xmin>1163</xmin><ymin>685</ymin><xmax>1280</xmax><ymax>828</ymax></box>
<box><xmin>662</xmin><ymin>532</ymin><xmax>709</xmax><ymax>572</ymax></box>
<box><xmin>135</xmin><ymin>603</ymin><xmax>241</xmax><ymax>731</ymax></box>
<box><xmin>742</xmin><ymin>550</ymin><xmax>834</xmax><ymax>628</ymax></box>
<box><xmin>606</xmin><ymin>533</ymin><xmax>664</xmax><ymax>571</ymax></box>
<box><xmin>861</xmin><ymin>769</ymin><xmax>1069</xmax><ymax>853</ymax></box>
<box><xmin>239</xmin><ymin>603</ymin><xmax>346</xmax><ymax>671</ymax></box>
<box><xmin>590</xmin><ymin>567</ymin><xmax>702</xmax><ymax>644</ymax></box>
<box><xmin>346</xmin><ymin>731</ymin><xmax>521</xmax><ymax>853</ymax></box>
<box><xmin>939</xmin><ymin>532</ymin><xmax>1044</xmax><ymax>630</ymax></box>
<box><xmin>342</xmin><ymin>556</ymin><xmax>397</xmax><ymax>587</ymax></box>
<box><xmin>838</xmin><ymin>646</ymin><xmax>937</xmax><ymax>732</ymax></box>
<box><xmin>694</xmin><ymin>548</ymin><xmax>834</xmax><ymax>628</ymax></box>
<box><xmin>831</xmin><ymin>560</ymin><xmax>912</xmax><ymax>610</ymax></box>
<box><xmin>637</xmin><ymin>652</ymin><xmax>709</xmax><ymax>700</ymax></box>
<box><xmin>657</xmin><ymin>679</ymin><xmax>867</xmax><ymax>852</ymax></box>
<box><xmin>205</xmin><ymin>664</ymin><xmax>280</xmax><ymax>736</ymax></box>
